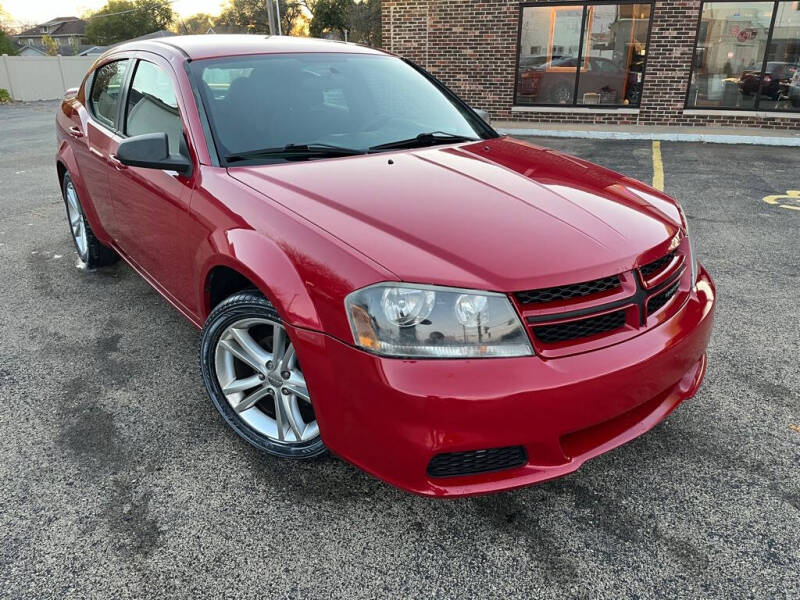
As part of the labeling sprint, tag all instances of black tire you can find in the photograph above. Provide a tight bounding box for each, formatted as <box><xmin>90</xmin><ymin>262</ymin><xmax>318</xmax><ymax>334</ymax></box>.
<box><xmin>61</xmin><ymin>173</ymin><xmax>118</xmax><ymax>268</ymax></box>
<box><xmin>200</xmin><ymin>290</ymin><xmax>327</xmax><ymax>459</ymax></box>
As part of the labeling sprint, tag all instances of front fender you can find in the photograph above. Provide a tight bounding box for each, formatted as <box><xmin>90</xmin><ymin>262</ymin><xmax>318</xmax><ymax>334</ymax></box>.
<box><xmin>198</xmin><ymin>228</ymin><xmax>323</xmax><ymax>331</ymax></box>
<box><xmin>192</xmin><ymin>166</ymin><xmax>398</xmax><ymax>340</ymax></box>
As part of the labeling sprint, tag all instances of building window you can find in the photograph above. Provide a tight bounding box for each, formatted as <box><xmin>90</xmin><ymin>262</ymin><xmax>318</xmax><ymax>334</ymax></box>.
<box><xmin>515</xmin><ymin>2</ymin><xmax>652</xmax><ymax>107</ymax></box>
<box><xmin>688</xmin><ymin>1</ymin><xmax>800</xmax><ymax>111</ymax></box>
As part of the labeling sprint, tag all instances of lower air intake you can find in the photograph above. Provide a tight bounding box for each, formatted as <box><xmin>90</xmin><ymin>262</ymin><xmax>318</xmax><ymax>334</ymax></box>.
<box><xmin>427</xmin><ymin>446</ymin><xmax>527</xmax><ymax>478</ymax></box>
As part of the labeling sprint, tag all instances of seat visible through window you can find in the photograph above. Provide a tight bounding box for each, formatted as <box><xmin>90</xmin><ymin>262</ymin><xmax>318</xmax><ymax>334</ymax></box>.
<box><xmin>125</xmin><ymin>60</ymin><xmax>184</xmax><ymax>155</ymax></box>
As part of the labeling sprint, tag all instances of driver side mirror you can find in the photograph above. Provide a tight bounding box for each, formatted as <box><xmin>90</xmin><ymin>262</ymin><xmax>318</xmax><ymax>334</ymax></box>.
<box><xmin>474</xmin><ymin>108</ymin><xmax>492</xmax><ymax>125</ymax></box>
<box><xmin>116</xmin><ymin>132</ymin><xmax>192</xmax><ymax>176</ymax></box>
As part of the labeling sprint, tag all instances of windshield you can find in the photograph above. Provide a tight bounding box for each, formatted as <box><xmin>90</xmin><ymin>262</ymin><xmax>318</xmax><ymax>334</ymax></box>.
<box><xmin>189</xmin><ymin>53</ymin><xmax>493</xmax><ymax>163</ymax></box>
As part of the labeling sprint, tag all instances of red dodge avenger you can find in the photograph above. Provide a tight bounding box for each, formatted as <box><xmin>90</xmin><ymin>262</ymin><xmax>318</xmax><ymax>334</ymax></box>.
<box><xmin>56</xmin><ymin>36</ymin><xmax>715</xmax><ymax>497</ymax></box>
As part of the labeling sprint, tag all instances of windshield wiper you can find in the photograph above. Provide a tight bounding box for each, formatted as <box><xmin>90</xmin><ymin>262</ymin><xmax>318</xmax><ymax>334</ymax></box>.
<box><xmin>368</xmin><ymin>131</ymin><xmax>478</xmax><ymax>152</ymax></box>
<box><xmin>225</xmin><ymin>143</ymin><xmax>366</xmax><ymax>163</ymax></box>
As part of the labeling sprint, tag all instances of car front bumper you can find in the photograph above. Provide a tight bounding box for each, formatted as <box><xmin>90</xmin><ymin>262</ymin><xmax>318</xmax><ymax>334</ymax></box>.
<box><xmin>288</xmin><ymin>264</ymin><xmax>715</xmax><ymax>497</ymax></box>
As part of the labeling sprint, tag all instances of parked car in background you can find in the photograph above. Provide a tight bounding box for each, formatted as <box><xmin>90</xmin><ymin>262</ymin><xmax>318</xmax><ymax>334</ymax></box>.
<box><xmin>56</xmin><ymin>35</ymin><xmax>714</xmax><ymax>497</ymax></box>
<box><xmin>518</xmin><ymin>56</ymin><xmax>640</xmax><ymax>105</ymax></box>
<box><xmin>739</xmin><ymin>61</ymin><xmax>800</xmax><ymax>99</ymax></box>
<box><xmin>784</xmin><ymin>70</ymin><xmax>800</xmax><ymax>107</ymax></box>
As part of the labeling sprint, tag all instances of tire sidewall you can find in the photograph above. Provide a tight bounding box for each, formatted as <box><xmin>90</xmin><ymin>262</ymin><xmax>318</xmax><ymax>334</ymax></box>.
<box><xmin>200</xmin><ymin>292</ymin><xmax>326</xmax><ymax>459</ymax></box>
<box><xmin>62</xmin><ymin>173</ymin><xmax>89</xmax><ymax>263</ymax></box>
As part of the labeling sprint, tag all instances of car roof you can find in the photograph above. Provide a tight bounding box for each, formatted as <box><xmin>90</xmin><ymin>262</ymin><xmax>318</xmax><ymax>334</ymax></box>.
<box><xmin>109</xmin><ymin>34</ymin><xmax>388</xmax><ymax>61</ymax></box>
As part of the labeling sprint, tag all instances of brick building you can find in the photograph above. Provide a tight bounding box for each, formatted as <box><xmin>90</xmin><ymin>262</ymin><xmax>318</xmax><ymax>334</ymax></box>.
<box><xmin>382</xmin><ymin>1</ymin><xmax>800</xmax><ymax>130</ymax></box>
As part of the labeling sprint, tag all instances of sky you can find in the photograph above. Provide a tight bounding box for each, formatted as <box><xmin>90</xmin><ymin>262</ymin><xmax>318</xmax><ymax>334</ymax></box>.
<box><xmin>2</xmin><ymin>0</ymin><xmax>226</xmax><ymax>26</ymax></box>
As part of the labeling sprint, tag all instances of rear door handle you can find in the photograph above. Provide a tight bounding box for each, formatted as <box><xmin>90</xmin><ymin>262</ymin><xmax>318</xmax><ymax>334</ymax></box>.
<box><xmin>68</xmin><ymin>126</ymin><xmax>84</xmax><ymax>139</ymax></box>
<box><xmin>108</xmin><ymin>155</ymin><xmax>127</xmax><ymax>170</ymax></box>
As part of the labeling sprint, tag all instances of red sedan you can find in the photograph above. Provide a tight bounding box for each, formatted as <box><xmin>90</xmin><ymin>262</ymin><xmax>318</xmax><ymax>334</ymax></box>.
<box><xmin>56</xmin><ymin>36</ymin><xmax>715</xmax><ymax>497</ymax></box>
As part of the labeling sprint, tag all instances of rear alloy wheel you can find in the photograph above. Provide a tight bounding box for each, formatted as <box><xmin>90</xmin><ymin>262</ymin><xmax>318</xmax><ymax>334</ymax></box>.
<box><xmin>61</xmin><ymin>173</ymin><xmax>118</xmax><ymax>268</ymax></box>
<box><xmin>200</xmin><ymin>291</ymin><xmax>325</xmax><ymax>458</ymax></box>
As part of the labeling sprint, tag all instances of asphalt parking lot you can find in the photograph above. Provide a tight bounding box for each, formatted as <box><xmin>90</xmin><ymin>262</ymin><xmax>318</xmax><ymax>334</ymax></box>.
<box><xmin>0</xmin><ymin>101</ymin><xmax>798</xmax><ymax>599</ymax></box>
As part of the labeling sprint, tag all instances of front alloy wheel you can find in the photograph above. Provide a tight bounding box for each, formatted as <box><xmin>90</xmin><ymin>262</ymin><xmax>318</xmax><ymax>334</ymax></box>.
<box><xmin>200</xmin><ymin>291</ymin><xmax>325</xmax><ymax>458</ymax></box>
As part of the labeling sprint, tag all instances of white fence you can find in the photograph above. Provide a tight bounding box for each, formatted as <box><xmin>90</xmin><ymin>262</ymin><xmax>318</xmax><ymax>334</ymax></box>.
<box><xmin>0</xmin><ymin>55</ymin><xmax>96</xmax><ymax>101</ymax></box>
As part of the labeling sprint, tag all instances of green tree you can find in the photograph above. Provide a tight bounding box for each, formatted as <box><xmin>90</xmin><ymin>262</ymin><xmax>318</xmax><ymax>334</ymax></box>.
<box><xmin>176</xmin><ymin>12</ymin><xmax>215</xmax><ymax>35</ymax></box>
<box><xmin>279</xmin><ymin>0</ymin><xmax>305</xmax><ymax>35</ymax></box>
<box><xmin>85</xmin><ymin>0</ymin><xmax>175</xmax><ymax>45</ymax></box>
<box><xmin>0</xmin><ymin>29</ymin><xmax>14</xmax><ymax>54</ymax></box>
<box><xmin>307</xmin><ymin>0</ymin><xmax>380</xmax><ymax>43</ymax></box>
<box><xmin>217</xmin><ymin>0</ymin><xmax>304</xmax><ymax>36</ymax></box>
<box><xmin>42</xmin><ymin>34</ymin><xmax>59</xmax><ymax>55</ymax></box>
<box><xmin>309</xmin><ymin>0</ymin><xmax>349</xmax><ymax>38</ymax></box>
<box><xmin>0</xmin><ymin>24</ymin><xmax>15</xmax><ymax>54</ymax></box>
<box><xmin>346</xmin><ymin>0</ymin><xmax>380</xmax><ymax>46</ymax></box>
<box><xmin>0</xmin><ymin>2</ymin><xmax>17</xmax><ymax>55</ymax></box>
<box><xmin>298</xmin><ymin>0</ymin><xmax>318</xmax><ymax>16</ymax></box>
<box><xmin>217</xmin><ymin>0</ymin><xmax>270</xmax><ymax>34</ymax></box>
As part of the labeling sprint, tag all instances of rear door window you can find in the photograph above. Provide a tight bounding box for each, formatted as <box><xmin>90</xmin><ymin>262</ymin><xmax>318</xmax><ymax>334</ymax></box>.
<box><xmin>89</xmin><ymin>60</ymin><xmax>129</xmax><ymax>130</ymax></box>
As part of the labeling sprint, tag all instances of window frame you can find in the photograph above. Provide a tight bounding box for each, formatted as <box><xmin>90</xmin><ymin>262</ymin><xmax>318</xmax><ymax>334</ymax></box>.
<box><xmin>122</xmin><ymin>57</ymin><xmax>185</xmax><ymax>142</ymax></box>
<box><xmin>684</xmin><ymin>0</ymin><xmax>796</xmax><ymax>112</ymax></box>
<box><xmin>513</xmin><ymin>0</ymin><xmax>656</xmax><ymax>109</ymax></box>
<box><xmin>87</xmin><ymin>58</ymin><xmax>132</xmax><ymax>133</ymax></box>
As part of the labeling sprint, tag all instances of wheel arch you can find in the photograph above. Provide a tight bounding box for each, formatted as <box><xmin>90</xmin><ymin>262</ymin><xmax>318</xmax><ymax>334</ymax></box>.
<box><xmin>56</xmin><ymin>159</ymin><xmax>68</xmax><ymax>188</ymax></box>
<box><xmin>55</xmin><ymin>142</ymin><xmax>113</xmax><ymax>245</ymax></box>
<box><xmin>198</xmin><ymin>228</ymin><xmax>323</xmax><ymax>332</ymax></box>
<box><xmin>56</xmin><ymin>140</ymin><xmax>80</xmax><ymax>190</ymax></box>
<box><xmin>205</xmin><ymin>265</ymin><xmax>258</xmax><ymax>312</ymax></box>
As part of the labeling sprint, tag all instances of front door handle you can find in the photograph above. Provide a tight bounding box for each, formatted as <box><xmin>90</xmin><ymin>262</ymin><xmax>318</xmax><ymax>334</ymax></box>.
<box><xmin>108</xmin><ymin>155</ymin><xmax>127</xmax><ymax>170</ymax></box>
<box><xmin>68</xmin><ymin>126</ymin><xmax>84</xmax><ymax>139</ymax></box>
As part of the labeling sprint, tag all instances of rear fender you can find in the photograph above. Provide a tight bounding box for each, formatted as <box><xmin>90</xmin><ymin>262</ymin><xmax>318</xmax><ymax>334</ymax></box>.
<box><xmin>56</xmin><ymin>141</ymin><xmax>113</xmax><ymax>244</ymax></box>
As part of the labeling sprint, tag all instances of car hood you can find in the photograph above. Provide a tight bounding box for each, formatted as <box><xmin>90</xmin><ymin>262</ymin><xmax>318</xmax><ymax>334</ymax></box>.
<box><xmin>228</xmin><ymin>136</ymin><xmax>682</xmax><ymax>292</ymax></box>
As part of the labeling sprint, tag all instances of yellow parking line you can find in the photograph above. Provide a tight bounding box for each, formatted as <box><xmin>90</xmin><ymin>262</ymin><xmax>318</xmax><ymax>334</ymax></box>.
<box><xmin>652</xmin><ymin>140</ymin><xmax>664</xmax><ymax>192</ymax></box>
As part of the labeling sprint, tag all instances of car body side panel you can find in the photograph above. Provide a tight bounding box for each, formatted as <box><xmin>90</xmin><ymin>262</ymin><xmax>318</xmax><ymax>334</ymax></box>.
<box><xmin>107</xmin><ymin>51</ymin><xmax>199</xmax><ymax>312</ymax></box>
<box><xmin>56</xmin><ymin>96</ymin><xmax>118</xmax><ymax>245</ymax></box>
<box><xmin>56</xmin><ymin>136</ymin><xmax>113</xmax><ymax>244</ymax></box>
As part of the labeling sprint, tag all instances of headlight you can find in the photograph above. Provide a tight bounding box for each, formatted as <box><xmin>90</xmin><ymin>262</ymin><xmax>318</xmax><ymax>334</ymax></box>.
<box><xmin>345</xmin><ymin>283</ymin><xmax>533</xmax><ymax>358</ymax></box>
<box><xmin>677</xmin><ymin>204</ymin><xmax>698</xmax><ymax>287</ymax></box>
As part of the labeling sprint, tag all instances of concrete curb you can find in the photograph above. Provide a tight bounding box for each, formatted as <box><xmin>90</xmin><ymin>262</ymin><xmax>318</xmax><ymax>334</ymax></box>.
<box><xmin>496</xmin><ymin>127</ymin><xmax>800</xmax><ymax>146</ymax></box>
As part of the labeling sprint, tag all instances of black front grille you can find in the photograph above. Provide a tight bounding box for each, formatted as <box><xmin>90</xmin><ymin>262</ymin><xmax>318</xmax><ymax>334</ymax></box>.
<box><xmin>532</xmin><ymin>309</ymin><xmax>626</xmax><ymax>343</ymax></box>
<box><xmin>640</xmin><ymin>252</ymin><xmax>675</xmax><ymax>279</ymax></box>
<box><xmin>515</xmin><ymin>274</ymin><xmax>621</xmax><ymax>305</ymax></box>
<box><xmin>647</xmin><ymin>281</ymin><xmax>680</xmax><ymax>315</ymax></box>
<box><xmin>427</xmin><ymin>446</ymin><xmax>527</xmax><ymax>478</ymax></box>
